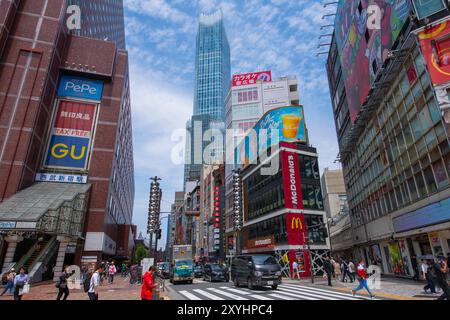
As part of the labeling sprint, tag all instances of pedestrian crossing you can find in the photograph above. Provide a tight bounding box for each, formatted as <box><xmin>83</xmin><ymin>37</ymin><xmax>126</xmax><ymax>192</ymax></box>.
<box><xmin>178</xmin><ymin>283</ymin><xmax>377</xmax><ymax>301</ymax></box>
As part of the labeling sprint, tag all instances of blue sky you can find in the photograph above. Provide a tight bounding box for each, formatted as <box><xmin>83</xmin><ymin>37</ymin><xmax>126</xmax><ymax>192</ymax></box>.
<box><xmin>123</xmin><ymin>0</ymin><xmax>340</xmax><ymax>249</ymax></box>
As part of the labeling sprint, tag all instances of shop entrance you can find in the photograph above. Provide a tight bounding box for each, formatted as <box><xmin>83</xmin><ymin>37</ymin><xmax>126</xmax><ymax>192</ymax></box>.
<box><xmin>416</xmin><ymin>235</ymin><xmax>432</xmax><ymax>256</ymax></box>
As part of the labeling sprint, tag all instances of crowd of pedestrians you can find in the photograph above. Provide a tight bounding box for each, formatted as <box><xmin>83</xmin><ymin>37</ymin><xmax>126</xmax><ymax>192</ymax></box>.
<box><xmin>0</xmin><ymin>267</ymin><xmax>29</xmax><ymax>300</ymax></box>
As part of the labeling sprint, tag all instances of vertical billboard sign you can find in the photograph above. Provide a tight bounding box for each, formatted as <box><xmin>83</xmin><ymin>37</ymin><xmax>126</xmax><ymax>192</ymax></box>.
<box><xmin>334</xmin><ymin>0</ymin><xmax>412</xmax><ymax>124</ymax></box>
<box><xmin>281</xmin><ymin>150</ymin><xmax>303</xmax><ymax>210</ymax></box>
<box><xmin>44</xmin><ymin>75</ymin><xmax>103</xmax><ymax>171</ymax></box>
<box><xmin>418</xmin><ymin>19</ymin><xmax>450</xmax><ymax>139</ymax></box>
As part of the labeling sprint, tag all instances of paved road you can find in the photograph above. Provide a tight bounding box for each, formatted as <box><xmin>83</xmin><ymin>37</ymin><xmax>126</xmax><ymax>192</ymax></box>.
<box><xmin>166</xmin><ymin>278</ymin><xmax>380</xmax><ymax>301</ymax></box>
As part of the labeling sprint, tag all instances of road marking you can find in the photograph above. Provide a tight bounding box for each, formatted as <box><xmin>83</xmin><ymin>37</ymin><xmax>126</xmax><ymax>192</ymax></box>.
<box><xmin>206</xmin><ymin>288</ymin><xmax>249</xmax><ymax>300</ymax></box>
<box><xmin>179</xmin><ymin>290</ymin><xmax>201</xmax><ymax>300</ymax></box>
<box><xmin>270</xmin><ymin>290</ymin><xmax>318</xmax><ymax>300</ymax></box>
<box><xmin>277</xmin><ymin>286</ymin><xmax>341</xmax><ymax>300</ymax></box>
<box><xmin>268</xmin><ymin>292</ymin><xmax>313</xmax><ymax>300</ymax></box>
<box><xmin>249</xmin><ymin>294</ymin><xmax>275</xmax><ymax>300</ymax></box>
<box><xmin>193</xmin><ymin>289</ymin><xmax>225</xmax><ymax>300</ymax></box>
<box><xmin>219</xmin><ymin>287</ymin><xmax>251</xmax><ymax>295</ymax></box>
<box><xmin>280</xmin><ymin>284</ymin><xmax>374</xmax><ymax>300</ymax></box>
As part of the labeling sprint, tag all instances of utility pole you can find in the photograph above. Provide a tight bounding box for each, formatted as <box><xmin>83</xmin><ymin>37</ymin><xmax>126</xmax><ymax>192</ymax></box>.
<box><xmin>147</xmin><ymin>176</ymin><xmax>162</xmax><ymax>265</ymax></box>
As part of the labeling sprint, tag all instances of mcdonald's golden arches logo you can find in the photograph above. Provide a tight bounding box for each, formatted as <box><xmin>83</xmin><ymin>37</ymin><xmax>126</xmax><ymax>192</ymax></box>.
<box><xmin>291</xmin><ymin>217</ymin><xmax>303</xmax><ymax>231</ymax></box>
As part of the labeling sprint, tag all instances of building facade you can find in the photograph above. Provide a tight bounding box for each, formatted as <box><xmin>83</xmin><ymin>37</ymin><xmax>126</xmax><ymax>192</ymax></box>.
<box><xmin>0</xmin><ymin>0</ymin><xmax>134</xmax><ymax>281</ymax></box>
<box><xmin>326</xmin><ymin>1</ymin><xmax>450</xmax><ymax>275</ymax></box>
<box><xmin>321</xmin><ymin>168</ymin><xmax>348</xmax><ymax>219</ymax></box>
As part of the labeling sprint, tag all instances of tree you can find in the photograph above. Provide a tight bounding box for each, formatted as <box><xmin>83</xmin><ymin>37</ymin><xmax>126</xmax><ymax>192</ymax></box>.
<box><xmin>135</xmin><ymin>244</ymin><xmax>148</xmax><ymax>264</ymax></box>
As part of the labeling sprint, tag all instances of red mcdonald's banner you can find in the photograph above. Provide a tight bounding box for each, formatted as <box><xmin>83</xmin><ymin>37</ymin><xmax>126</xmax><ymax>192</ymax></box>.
<box><xmin>286</xmin><ymin>213</ymin><xmax>307</xmax><ymax>246</ymax></box>
<box><xmin>281</xmin><ymin>149</ymin><xmax>303</xmax><ymax>210</ymax></box>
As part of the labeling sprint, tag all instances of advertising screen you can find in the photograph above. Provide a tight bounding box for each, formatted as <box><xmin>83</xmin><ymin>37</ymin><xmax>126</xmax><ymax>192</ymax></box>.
<box><xmin>232</xmin><ymin>71</ymin><xmax>272</xmax><ymax>87</ymax></box>
<box><xmin>412</xmin><ymin>0</ymin><xmax>446</xmax><ymax>20</ymax></box>
<box><xmin>418</xmin><ymin>19</ymin><xmax>450</xmax><ymax>86</ymax></box>
<box><xmin>44</xmin><ymin>100</ymin><xmax>97</xmax><ymax>171</ymax></box>
<box><xmin>235</xmin><ymin>106</ymin><xmax>307</xmax><ymax>166</ymax></box>
<box><xmin>334</xmin><ymin>0</ymin><xmax>411</xmax><ymax>123</ymax></box>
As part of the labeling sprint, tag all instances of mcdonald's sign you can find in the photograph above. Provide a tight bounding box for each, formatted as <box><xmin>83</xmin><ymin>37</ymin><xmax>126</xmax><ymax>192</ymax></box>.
<box><xmin>286</xmin><ymin>213</ymin><xmax>306</xmax><ymax>246</ymax></box>
<box><xmin>291</xmin><ymin>216</ymin><xmax>303</xmax><ymax>231</ymax></box>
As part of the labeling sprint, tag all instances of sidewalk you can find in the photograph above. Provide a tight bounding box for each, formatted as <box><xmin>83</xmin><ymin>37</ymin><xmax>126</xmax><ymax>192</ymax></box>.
<box><xmin>0</xmin><ymin>276</ymin><xmax>170</xmax><ymax>301</ymax></box>
<box><xmin>283</xmin><ymin>276</ymin><xmax>440</xmax><ymax>300</ymax></box>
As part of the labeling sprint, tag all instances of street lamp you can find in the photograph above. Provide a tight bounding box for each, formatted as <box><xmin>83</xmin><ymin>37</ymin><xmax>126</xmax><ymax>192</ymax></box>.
<box><xmin>147</xmin><ymin>176</ymin><xmax>162</xmax><ymax>263</ymax></box>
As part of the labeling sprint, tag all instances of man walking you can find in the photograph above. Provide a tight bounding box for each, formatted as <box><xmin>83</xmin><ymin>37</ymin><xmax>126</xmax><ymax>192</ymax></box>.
<box><xmin>411</xmin><ymin>255</ymin><xmax>420</xmax><ymax>281</ymax></box>
<box><xmin>433</xmin><ymin>256</ymin><xmax>449</xmax><ymax>300</ymax></box>
<box><xmin>323</xmin><ymin>256</ymin><xmax>333</xmax><ymax>287</ymax></box>
<box><xmin>348</xmin><ymin>260</ymin><xmax>355</xmax><ymax>283</ymax></box>
<box><xmin>352</xmin><ymin>260</ymin><xmax>375</xmax><ymax>298</ymax></box>
<box><xmin>88</xmin><ymin>264</ymin><xmax>104</xmax><ymax>301</ymax></box>
<box><xmin>341</xmin><ymin>259</ymin><xmax>349</xmax><ymax>283</ymax></box>
<box><xmin>422</xmin><ymin>259</ymin><xmax>435</xmax><ymax>294</ymax></box>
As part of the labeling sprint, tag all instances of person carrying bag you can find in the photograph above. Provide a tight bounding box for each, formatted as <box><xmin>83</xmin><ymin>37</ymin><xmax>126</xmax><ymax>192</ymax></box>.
<box><xmin>14</xmin><ymin>267</ymin><xmax>29</xmax><ymax>301</ymax></box>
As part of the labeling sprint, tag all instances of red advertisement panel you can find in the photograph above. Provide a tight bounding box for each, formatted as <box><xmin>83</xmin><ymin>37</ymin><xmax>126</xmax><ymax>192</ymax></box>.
<box><xmin>54</xmin><ymin>100</ymin><xmax>96</xmax><ymax>138</ymax></box>
<box><xmin>286</xmin><ymin>213</ymin><xmax>306</xmax><ymax>246</ymax></box>
<box><xmin>288</xmin><ymin>250</ymin><xmax>311</xmax><ymax>278</ymax></box>
<box><xmin>232</xmin><ymin>71</ymin><xmax>272</xmax><ymax>87</ymax></box>
<box><xmin>281</xmin><ymin>150</ymin><xmax>303</xmax><ymax>210</ymax></box>
<box><xmin>418</xmin><ymin>19</ymin><xmax>450</xmax><ymax>86</ymax></box>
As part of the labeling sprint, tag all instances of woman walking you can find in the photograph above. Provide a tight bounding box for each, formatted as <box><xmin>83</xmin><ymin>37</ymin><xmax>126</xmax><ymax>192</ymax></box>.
<box><xmin>0</xmin><ymin>268</ymin><xmax>16</xmax><ymax>296</ymax></box>
<box><xmin>13</xmin><ymin>267</ymin><xmax>29</xmax><ymax>301</ymax></box>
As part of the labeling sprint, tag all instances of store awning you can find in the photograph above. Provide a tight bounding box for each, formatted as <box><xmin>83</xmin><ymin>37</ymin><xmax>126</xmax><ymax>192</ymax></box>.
<box><xmin>0</xmin><ymin>183</ymin><xmax>91</xmax><ymax>237</ymax></box>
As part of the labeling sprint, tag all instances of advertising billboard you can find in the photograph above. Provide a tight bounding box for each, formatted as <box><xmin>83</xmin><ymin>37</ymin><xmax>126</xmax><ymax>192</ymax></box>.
<box><xmin>57</xmin><ymin>74</ymin><xmax>104</xmax><ymax>101</ymax></box>
<box><xmin>281</xmin><ymin>150</ymin><xmax>303</xmax><ymax>210</ymax></box>
<box><xmin>334</xmin><ymin>0</ymin><xmax>412</xmax><ymax>123</ymax></box>
<box><xmin>412</xmin><ymin>0</ymin><xmax>446</xmax><ymax>21</ymax></box>
<box><xmin>44</xmin><ymin>100</ymin><xmax>97</xmax><ymax>171</ymax></box>
<box><xmin>236</xmin><ymin>106</ymin><xmax>307</xmax><ymax>166</ymax></box>
<box><xmin>232</xmin><ymin>71</ymin><xmax>272</xmax><ymax>87</ymax></box>
<box><xmin>286</xmin><ymin>213</ymin><xmax>307</xmax><ymax>246</ymax></box>
<box><xmin>418</xmin><ymin>19</ymin><xmax>450</xmax><ymax>86</ymax></box>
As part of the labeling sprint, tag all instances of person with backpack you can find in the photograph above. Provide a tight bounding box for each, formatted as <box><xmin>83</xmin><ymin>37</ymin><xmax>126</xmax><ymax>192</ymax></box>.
<box><xmin>13</xmin><ymin>267</ymin><xmax>29</xmax><ymax>301</ymax></box>
<box><xmin>433</xmin><ymin>256</ymin><xmax>449</xmax><ymax>300</ymax></box>
<box><xmin>351</xmin><ymin>260</ymin><xmax>375</xmax><ymax>299</ymax></box>
<box><xmin>108</xmin><ymin>261</ymin><xmax>117</xmax><ymax>284</ymax></box>
<box><xmin>422</xmin><ymin>259</ymin><xmax>436</xmax><ymax>294</ymax></box>
<box><xmin>1</xmin><ymin>268</ymin><xmax>16</xmax><ymax>296</ymax></box>
<box><xmin>86</xmin><ymin>264</ymin><xmax>103</xmax><ymax>300</ymax></box>
<box><xmin>56</xmin><ymin>266</ymin><xmax>71</xmax><ymax>300</ymax></box>
<box><xmin>141</xmin><ymin>266</ymin><xmax>157</xmax><ymax>301</ymax></box>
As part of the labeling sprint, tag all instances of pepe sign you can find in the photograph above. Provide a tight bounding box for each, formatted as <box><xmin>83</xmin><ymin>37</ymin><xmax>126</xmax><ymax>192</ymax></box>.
<box><xmin>57</xmin><ymin>74</ymin><xmax>103</xmax><ymax>101</ymax></box>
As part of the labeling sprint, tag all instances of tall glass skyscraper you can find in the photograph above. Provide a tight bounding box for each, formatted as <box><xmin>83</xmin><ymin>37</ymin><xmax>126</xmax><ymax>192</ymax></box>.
<box><xmin>185</xmin><ymin>10</ymin><xmax>231</xmax><ymax>184</ymax></box>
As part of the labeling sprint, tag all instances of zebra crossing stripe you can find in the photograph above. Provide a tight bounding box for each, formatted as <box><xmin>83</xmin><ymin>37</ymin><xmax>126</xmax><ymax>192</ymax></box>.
<box><xmin>179</xmin><ymin>290</ymin><xmax>201</xmax><ymax>300</ymax></box>
<box><xmin>219</xmin><ymin>286</ymin><xmax>251</xmax><ymax>295</ymax></box>
<box><xmin>207</xmin><ymin>287</ymin><xmax>249</xmax><ymax>300</ymax></box>
<box><xmin>277</xmin><ymin>286</ymin><xmax>346</xmax><ymax>300</ymax></box>
<box><xmin>280</xmin><ymin>284</ymin><xmax>373</xmax><ymax>300</ymax></box>
<box><xmin>268</xmin><ymin>292</ymin><xmax>314</xmax><ymax>300</ymax></box>
<box><xmin>248</xmin><ymin>294</ymin><xmax>275</xmax><ymax>300</ymax></box>
<box><xmin>193</xmin><ymin>289</ymin><xmax>225</xmax><ymax>300</ymax></box>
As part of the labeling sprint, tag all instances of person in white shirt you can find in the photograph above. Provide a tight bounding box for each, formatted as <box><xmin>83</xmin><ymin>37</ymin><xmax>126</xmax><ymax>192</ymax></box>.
<box><xmin>348</xmin><ymin>260</ymin><xmax>356</xmax><ymax>283</ymax></box>
<box><xmin>292</xmin><ymin>261</ymin><xmax>300</xmax><ymax>280</ymax></box>
<box><xmin>88</xmin><ymin>265</ymin><xmax>104</xmax><ymax>300</ymax></box>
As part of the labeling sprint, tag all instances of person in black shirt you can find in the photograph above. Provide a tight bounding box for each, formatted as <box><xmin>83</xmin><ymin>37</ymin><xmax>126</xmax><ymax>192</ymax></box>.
<box><xmin>433</xmin><ymin>256</ymin><xmax>449</xmax><ymax>300</ymax></box>
<box><xmin>56</xmin><ymin>266</ymin><xmax>72</xmax><ymax>301</ymax></box>
<box><xmin>323</xmin><ymin>256</ymin><xmax>333</xmax><ymax>287</ymax></box>
<box><xmin>411</xmin><ymin>255</ymin><xmax>419</xmax><ymax>281</ymax></box>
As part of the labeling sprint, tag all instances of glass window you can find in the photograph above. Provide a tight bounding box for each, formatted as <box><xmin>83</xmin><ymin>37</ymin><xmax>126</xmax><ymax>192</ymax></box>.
<box><xmin>423</xmin><ymin>166</ymin><xmax>437</xmax><ymax>194</ymax></box>
<box><xmin>414</xmin><ymin>172</ymin><xmax>427</xmax><ymax>198</ymax></box>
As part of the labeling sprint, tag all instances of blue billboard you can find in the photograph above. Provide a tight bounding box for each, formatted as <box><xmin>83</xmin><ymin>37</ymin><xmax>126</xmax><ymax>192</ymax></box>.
<box><xmin>57</xmin><ymin>75</ymin><xmax>103</xmax><ymax>101</ymax></box>
<box><xmin>45</xmin><ymin>135</ymin><xmax>90</xmax><ymax>169</ymax></box>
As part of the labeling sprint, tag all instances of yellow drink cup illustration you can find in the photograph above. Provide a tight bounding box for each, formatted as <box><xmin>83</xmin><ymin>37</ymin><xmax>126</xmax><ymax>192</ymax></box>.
<box><xmin>282</xmin><ymin>114</ymin><xmax>301</xmax><ymax>139</ymax></box>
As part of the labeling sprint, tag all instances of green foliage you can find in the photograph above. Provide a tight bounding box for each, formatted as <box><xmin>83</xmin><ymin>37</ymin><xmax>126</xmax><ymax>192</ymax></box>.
<box><xmin>135</xmin><ymin>244</ymin><xmax>148</xmax><ymax>264</ymax></box>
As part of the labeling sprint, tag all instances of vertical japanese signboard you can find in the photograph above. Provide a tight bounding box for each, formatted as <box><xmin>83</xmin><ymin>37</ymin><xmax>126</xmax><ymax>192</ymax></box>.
<box><xmin>43</xmin><ymin>75</ymin><xmax>103</xmax><ymax>172</ymax></box>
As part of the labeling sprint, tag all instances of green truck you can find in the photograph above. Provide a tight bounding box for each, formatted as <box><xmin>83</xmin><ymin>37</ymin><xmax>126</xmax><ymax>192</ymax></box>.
<box><xmin>170</xmin><ymin>245</ymin><xmax>194</xmax><ymax>284</ymax></box>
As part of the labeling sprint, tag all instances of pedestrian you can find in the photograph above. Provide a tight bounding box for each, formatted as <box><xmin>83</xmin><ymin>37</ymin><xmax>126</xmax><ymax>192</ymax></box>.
<box><xmin>348</xmin><ymin>260</ymin><xmax>356</xmax><ymax>283</ymax></box>
<box><xmin>421</xmin><ymin>259</ymin><xmax>436</xmax><ymax>294</ymax></box>
<box><xmin>88</xmin><ymin>264</ymin><xmax>104</xmax><ymax>301</ymax></box>
<box><xmin>334</xmin><ymin>259</ymin><xmax>342</xmax><ymax>280</ymax></box>
<box><xmin>121</xmin><ymin>263</ymin><xmax>127</xmax><ymax>278</ymax></box>
<box><xmin>13</xmin><ymin>267</ymin><xmax>29</xmax><ymax>301</ymax></box>
<box><xmin>292</xmin><ymin>260</ymin><xmax>300</xmax><ymax>280</ymax></box>
<box><xmin>330</xmin><ymin>256</ymin><xmax>336</xmax><ymax>278</ymax></box>
<box><xmin>1</xmin><ymin>268</ymin><xmax>16</xmax><ymax>296</ymax></box>
<box><xmin>411</xmin><ymin>255</ymin><xmax>420</xmax><ymax>281</ymax></box>
<box><xmin>433</xmin><ymin>256</ymin><xmax>449</xmax><ymax>300</ymax></box>
<box><xmin>56</xmin><ymin>266</ymin><xmax>71</xmax><ymax>300</ymax></box>
<box><xmin>108</xmin><ymin>261</ymin><xmax>117</xmax><ymax>284</ymax></box>
<box><xmin>323</xmin><ymin>256</ymin><xmax>333</xmax><ymax>287</ymax></box>
<box><xmin>352</xmin><ymin>260</ymin><xmax>375</xmax><ymax>298</ymax></box>
<box><xmin>141</xmin><ymin>266</ymin><xmax>157</xmax><ymax>301</ymax></box>
<box><xmin>341</xmin><ymin>259</ymin><xmax>349</xmax><ymax>283</ymax></box>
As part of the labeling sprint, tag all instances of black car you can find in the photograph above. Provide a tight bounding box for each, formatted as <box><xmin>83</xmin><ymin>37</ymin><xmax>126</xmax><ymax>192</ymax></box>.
<box><xmin>203</xmin><ymin>263</ymin><xmax>227</xmax><ymax>282</ymax></box>
<box><xmin>194</xmin><ymin>265</ymin><xmax>204</xmax><ymax>278</ymax></box>
<box><xmin>231</xmin><ymin>255</ymin><xmax>281</xmax><ymax>290</ymax></box>
<box><xmin>157</xmin><ymin>262</ymin><xmax>170</xmax><ymax>279</ymax></box>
